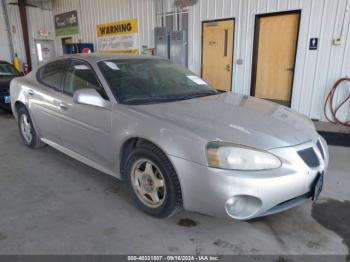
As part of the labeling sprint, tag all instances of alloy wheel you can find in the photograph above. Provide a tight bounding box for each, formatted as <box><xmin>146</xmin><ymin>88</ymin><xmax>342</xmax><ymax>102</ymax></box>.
<box><xmin>131</xmin><ymin>159</ymin><xmax>166</xmax><ymax>208</ymax></box>
<box><xmin>20</xmin><ymin>114</ymin><xmax>33</xmax><ymax>144</ymax></box>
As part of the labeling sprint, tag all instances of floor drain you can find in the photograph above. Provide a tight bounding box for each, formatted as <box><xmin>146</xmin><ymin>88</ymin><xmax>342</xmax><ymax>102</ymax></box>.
<box><xmin>177</xmin><ymin>218</ymin><xmax>198</xmax><ymax>227</ymax></box>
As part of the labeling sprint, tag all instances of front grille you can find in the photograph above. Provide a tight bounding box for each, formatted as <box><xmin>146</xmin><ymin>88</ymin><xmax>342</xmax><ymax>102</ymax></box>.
<box><xmin>259</xmin><ymin>191</ymin><xmax>312</xmax><ymax>217</ymax></box>
<box><xmin>298</xmin><ymin>147</ymin><xmax>320</xmax><ymax>168</ymax></box>
<box><xmin>316</xmin><ymin>140</ymin><xmax>325</xmax><ymax>160</ymax></box>
<box><xmin>275</xmin><ymin>191</ymin><xmax>312</xmax><ymax>208</ymax></box>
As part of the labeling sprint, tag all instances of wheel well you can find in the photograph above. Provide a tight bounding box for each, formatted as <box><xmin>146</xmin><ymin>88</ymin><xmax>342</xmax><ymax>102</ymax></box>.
<box><xmin>14</xmin><ymin>101</ymin><xmax>26</xmax><ymax>117</ymax></box>
<box><xmin>120</xmin><ymin>138</ymin><xmax>167</xmax><ymax>179</ymax></box>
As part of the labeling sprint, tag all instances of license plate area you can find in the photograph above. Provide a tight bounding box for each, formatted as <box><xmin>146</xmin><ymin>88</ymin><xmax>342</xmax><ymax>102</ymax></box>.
<box><xmin>4</xmin><ymin>95</ymin><xmax>11</xmax><ymax>104</ymax></box>
<box><xmin>312</xmin><ymin>173</ymin><xmax>324</xmax><ymax>201</ymax></box>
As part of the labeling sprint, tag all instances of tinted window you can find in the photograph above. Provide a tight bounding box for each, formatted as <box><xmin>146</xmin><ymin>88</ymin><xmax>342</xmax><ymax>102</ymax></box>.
<box><xmin>63</xmin><ymin>60</ymin><xmax>108</xmax><ymax>99</ymax></box>
<box><xmin>38</xmin><ymin>60</ymin><xmax>67</xmax><ymax>90</ymax></box>
<box><xmin>0</xmin><ymin>63</ymin><xmax>20</xmax><ymax>76</ymax></box>
<box><xmin>98</xmin><ymin>59</ymin><xmax>218</xmax><ymax>104</ymax></box>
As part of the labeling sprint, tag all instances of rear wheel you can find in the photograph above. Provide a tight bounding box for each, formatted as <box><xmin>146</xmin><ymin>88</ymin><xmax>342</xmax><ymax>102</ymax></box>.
<box><xmin>17</xmin><ymin>106</ymin><xmax>43</xmax><ymax>148</ymax></box>
<box><xmin>125</xmin><ymin>142</ymin><xmax>182</xmax><ymax>218</ymax></box>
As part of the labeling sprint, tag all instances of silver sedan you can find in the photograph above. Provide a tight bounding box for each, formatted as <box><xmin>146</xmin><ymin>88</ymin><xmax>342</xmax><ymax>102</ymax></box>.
<box><xmin>10</xmin><ymin>54</ymin><xmax>328</xmax><ymax>220</ymax></box>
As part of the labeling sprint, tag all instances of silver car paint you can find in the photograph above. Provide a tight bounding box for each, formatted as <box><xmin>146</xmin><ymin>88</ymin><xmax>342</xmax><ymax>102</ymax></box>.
<box><xmin>10</xmin><ymin>54</ymin><xmax>329</xmax><ymax>220</ymax></box>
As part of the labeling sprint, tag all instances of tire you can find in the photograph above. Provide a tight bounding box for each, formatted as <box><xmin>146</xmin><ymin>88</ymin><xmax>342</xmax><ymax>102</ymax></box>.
<box><xmin>125</xmin><ymin>142</ymin><xmax>182</xmax><ymax>218</ymax></box>
<box><xmin>17</xmin><ymin>106</ymin><xmax>44</xmax><ymax>149</ymax></box>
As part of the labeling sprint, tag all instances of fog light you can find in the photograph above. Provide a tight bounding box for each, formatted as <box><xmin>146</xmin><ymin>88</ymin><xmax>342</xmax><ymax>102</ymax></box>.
<box><xmin>225</xmin><ymin>195</ymin><xmax>262</xmax><ymax>220</ymax></box>
<box><xmin>226</xmin><ymin>196</ymin><xmax>247</xmax><ymax>215</ymax></box>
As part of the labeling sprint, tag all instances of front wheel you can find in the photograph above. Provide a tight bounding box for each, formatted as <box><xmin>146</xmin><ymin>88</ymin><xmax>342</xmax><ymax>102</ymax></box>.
<box><xmin>125</xmin><ymin>143</ymin><xmax>182</xmax><ymax>218</ymax></box>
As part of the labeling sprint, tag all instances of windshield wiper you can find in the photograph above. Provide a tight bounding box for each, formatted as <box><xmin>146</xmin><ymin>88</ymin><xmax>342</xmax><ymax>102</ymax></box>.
<box><xmin>123</xmin><ymin>91</ymin><xmax>219</xmax><ymax>105</ymax></box>
<box><xmin>159</xmin><ymin>91</ymin><xmax>219</xmax><ymax>102</ymax></box>
<box><xmin>123</xmin><ymin>96</ymin><xmax>180</xmax><ymax>104</ymax></box>
<box><xmin>180</xmin><ymin>91</ymin><xmax>218</xmax><ymax>98</ymax></box>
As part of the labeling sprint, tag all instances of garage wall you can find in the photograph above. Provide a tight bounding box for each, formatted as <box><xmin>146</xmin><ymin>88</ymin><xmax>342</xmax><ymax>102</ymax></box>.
<box><xmin>52</xmin><ymin>0</ymin><xmax>156</xmax><ymax>56</ymax></box>
<box><xmin>0</xmin><ymin>0</ymin><xmax>12</xmax><ymax>62</ymax></box>
<box><xmin>177</xmin><ymin>0</ymin><xmax>350</xmax><ymax>122</ymax></box>
<box><xmin>27</xmin><ymin>5</ymin><xmax>55</xmax><ymax>67</ymax></box>
<box><xmin>6</xmin><ymin>0</ymin><xmax>55</xmax><ymax>68</ymax></box>
<box><xmin>6</xmin><ymin>3</ymin><xmax>25</xmax><ymax>64</ymax></box>
<box><xmin>51</xmin><ymin>0</ymin><xmax>350</xmax><ymax>122</ymax></box>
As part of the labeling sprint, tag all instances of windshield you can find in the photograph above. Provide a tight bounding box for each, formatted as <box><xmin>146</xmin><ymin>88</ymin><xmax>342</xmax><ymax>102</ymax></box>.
<box><xmin>98</xmin><ymin>59</ymin><xmax>219</xmax><ymax>104</ymax></box>
<box><xmin>0</xmin><ymin>63</ymin><xmax>20</xmax><ymax>76</ymax></box>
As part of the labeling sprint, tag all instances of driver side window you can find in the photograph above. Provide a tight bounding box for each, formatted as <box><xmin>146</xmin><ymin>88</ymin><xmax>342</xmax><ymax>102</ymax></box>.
<box><xmin>64</xmin><ymin>60</ymin><xmax>108</xmax><ymax>100</ymax></box>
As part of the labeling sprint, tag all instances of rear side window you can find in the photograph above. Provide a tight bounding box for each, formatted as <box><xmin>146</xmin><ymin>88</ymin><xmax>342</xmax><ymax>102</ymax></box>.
<box><xmin>38</xmin><ymin>60</ymin><xmax>67</xmax><ymax>91</ymax></box>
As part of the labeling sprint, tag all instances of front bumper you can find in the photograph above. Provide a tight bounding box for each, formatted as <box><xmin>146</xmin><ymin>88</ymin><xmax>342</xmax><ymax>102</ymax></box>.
<box><xmin>169</xmin><ymin>137</ymin><xmax>329</xmax><ymax>220</ymax></box>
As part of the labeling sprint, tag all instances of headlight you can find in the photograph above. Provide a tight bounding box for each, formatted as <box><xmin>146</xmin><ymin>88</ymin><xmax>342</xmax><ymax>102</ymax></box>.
<box><xmin>206</xmin><ymin>142</ymin><xmax>282</xmax><ymax>171</ymax></box>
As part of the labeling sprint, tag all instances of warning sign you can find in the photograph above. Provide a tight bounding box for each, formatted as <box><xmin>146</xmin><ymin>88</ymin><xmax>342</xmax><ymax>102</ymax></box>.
<box><xmin>96</xmin><ymin>19</ymin><xmax>139</xmax><ymax>54</ymax></box>
<box><xmin>97</xmin><ymin>19</ymin><xmax>138</xmax><ymax>37</ymax></box>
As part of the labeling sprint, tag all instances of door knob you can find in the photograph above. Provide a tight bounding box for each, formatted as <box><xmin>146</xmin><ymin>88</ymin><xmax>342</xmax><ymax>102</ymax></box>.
<box><xmin>285</xmin><ymin>67</ymin><xmax>294</xmax><ymax>72</ymax></box>
<box><xmin>225</xmin><ymin>64</ymin><xmax>232</xmax><ymax>72</ymax></box>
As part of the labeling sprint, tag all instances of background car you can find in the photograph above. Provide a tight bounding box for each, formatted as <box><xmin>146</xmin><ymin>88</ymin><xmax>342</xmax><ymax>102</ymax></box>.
<box><xmin>0</xmin><ymin>61</ymin><xmax>20</xmax><ymax>111</ymax></box>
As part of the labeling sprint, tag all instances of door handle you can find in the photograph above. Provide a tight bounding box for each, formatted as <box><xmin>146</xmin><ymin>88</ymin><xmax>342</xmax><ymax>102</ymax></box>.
<box><xmin>225</xmin><ymin>64</ymin><xmax>232</xmax><ymax>72</ymax></box>
<box><xmin>286</xmin><ymin>67</ymin><xmax>294</xmax><ymax>72</ymax></box>
<box><xmin>59</xmin><ymin>102</ymin><xmax>69</xmax><ymax>110</ymax></box>
<box><xmin>28</xmin><ymin>89</ymin><xmax>34</xmax><ymax>96</ymax></box>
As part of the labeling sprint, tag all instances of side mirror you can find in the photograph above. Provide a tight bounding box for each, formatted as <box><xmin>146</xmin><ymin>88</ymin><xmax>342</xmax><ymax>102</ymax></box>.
<box><xmin>73</xmin><ymin>89</ymin><xmax>108</xmax><ymax>108</ymax></box>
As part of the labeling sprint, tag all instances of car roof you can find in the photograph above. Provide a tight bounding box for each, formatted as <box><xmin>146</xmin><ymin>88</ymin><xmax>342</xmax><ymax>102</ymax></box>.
<box><xmin>54</xmin><ymin>53</ymin><xmax>160</xmax><ymax>64</ymax></box>
<box><xmin>0</xmin><ymin>60</ymin><xmax>10</xmax><ymax>64</ymax></box>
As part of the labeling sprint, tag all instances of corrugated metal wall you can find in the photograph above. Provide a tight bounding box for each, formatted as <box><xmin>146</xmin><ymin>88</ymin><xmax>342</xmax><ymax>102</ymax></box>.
<box><xmin>6</xmin><ymin>0</ymin><xmax>55</xmax><ymax>67</ymax></box>
<box><xmin>6</xmin><ymin>2</ymin><xmax>25</xmax><ymax>64</ymax></box>
<box><xmin>50</xmin><ymin>0</ymin><xmax>350</xmax><ymax>121</ymax></box>
<box><xmin>27</xmin><ymin>5</ymin><xmax>55</xmax><ymax>67</ymax></box>
<box><xmin>155</xmin><ymin>0</ymin><xmax>350</xmax><ymax>122</ymax></box>
<box><xmin>52</xmin><ymin>0</ymin><xmax>156</xmax><ymax>57</ymax></box>
<box><xmin>2</xmin><ymin>0</ymin><xmax>349</xmax><ymax>120</ymax></box>
<box><xmin>0</xmin><ymin>0</ymin><xmax>12</xmax><ymax>62</ymax></box>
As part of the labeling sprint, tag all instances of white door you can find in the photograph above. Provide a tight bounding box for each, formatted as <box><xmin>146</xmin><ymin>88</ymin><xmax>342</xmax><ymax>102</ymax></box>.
<box><xmin>34</xmin><ymin>40</ymin><xmax>55</xmax><ymax>67</ymax></box>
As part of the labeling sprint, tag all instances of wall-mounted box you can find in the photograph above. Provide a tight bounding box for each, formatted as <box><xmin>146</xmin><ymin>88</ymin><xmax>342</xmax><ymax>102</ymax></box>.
<box><xmin>170</xmin><ymin>30</ymin><xmax>188</xmax><ymax>67</ymax></box>
<box><xmin>154</xmin><ymin>27</ymin><xmax>170</xmax><ymax>59</ymax></box>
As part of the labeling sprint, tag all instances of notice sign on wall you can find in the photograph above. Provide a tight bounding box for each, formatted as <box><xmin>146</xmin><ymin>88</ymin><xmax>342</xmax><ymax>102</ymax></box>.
<box><xmin>55</xmin><ymin>10</ymin><xmax>80</xmax><ymax>36</ymax></box>
<box><xmin>96</xmin><ymin>19</ymin><xmax>139</xmax><ymax>54</ymax></box>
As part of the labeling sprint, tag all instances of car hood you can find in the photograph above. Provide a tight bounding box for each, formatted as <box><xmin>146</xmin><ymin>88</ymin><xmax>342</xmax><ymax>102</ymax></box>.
<box><xmin>132</xmin><ymin>92</ymin><xmax>318</xmax><ymax>150</ymax></box>
<box><xmin>0</xmin><ymin>76</ymin><xmax>16</xmax><ymax>92</ymax></box>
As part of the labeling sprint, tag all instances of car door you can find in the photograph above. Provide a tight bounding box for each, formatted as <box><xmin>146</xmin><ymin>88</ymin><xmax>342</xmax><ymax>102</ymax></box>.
<box><xmin>29</xmin><ymin>60</ymin><xmax>68</xmax><ymax>144</ymax></box>
<box><xmin>57</xmin><ymin>59</ymin><xmax>114</xmax><ymax>171</ymax></box>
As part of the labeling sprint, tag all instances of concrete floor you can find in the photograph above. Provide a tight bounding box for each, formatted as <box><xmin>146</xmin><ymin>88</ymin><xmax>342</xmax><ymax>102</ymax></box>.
<box><xmin>0</xmin><ymin>109</ymin><xmax>349</xmax><ymax>256</ymax></box>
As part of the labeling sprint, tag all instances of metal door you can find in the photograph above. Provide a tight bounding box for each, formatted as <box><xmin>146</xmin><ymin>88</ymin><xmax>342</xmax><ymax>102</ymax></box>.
<box><xmin>202</xmin><ymin>19</ymin><xmax>235</xmax><ymax>91</ymax></box>
<box><xmin>252</xmin><ymin>12</ymin><xmax>300</xmax><ymax>106</ymax></box>
<box><xmin>34</xmin><ymin>40</ymin><xmax>55</xmax><ymax>67</ymax></box>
